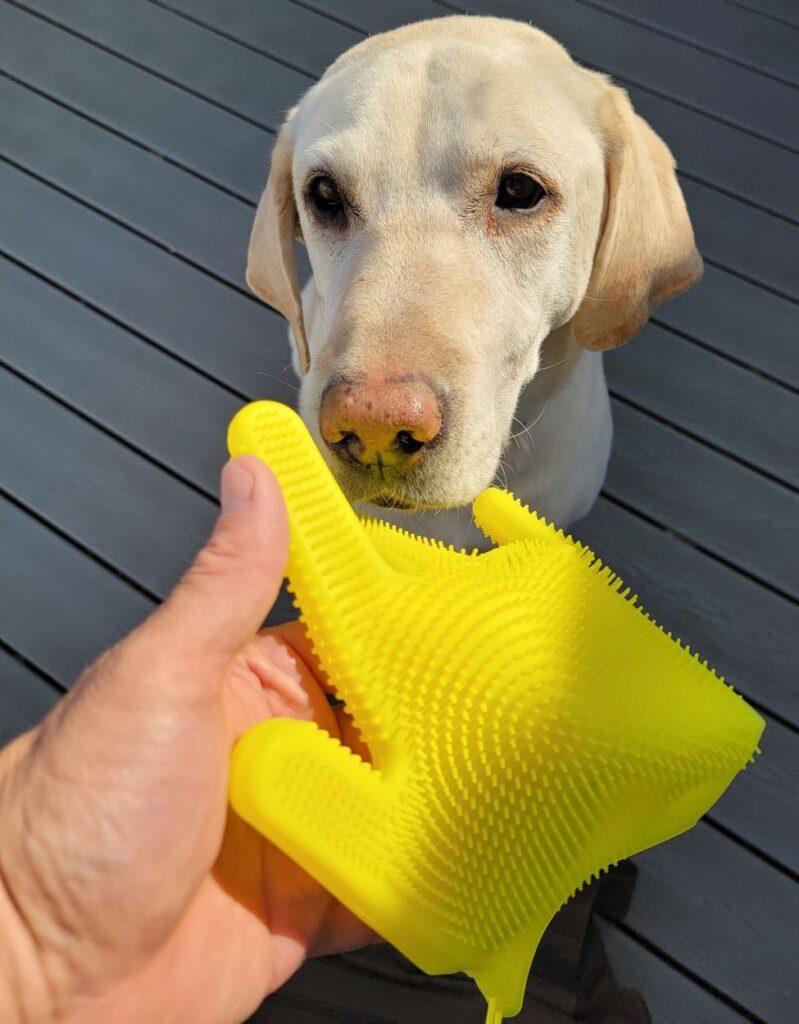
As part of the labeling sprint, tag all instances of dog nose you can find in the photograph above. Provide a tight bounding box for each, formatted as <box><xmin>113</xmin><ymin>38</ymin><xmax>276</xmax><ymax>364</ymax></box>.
<box><xmin>320</xmin><ymin>376</ymin><xmax>442</xmax><ymax>468</ymax></box>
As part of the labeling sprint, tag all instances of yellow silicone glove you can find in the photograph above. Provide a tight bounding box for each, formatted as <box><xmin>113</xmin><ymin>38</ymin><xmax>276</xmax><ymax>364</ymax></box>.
<box><xmin>227</xmin><ymin>401</ymin><xmax>763</xmax><ymax>1024</ymax></box>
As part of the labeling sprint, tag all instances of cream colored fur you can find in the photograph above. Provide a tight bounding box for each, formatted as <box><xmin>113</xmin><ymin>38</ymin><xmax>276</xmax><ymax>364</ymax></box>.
<box><xmin>246</xmin><ymin>15</ymin><xmax>701</xmax><ymax>545</ymax></box>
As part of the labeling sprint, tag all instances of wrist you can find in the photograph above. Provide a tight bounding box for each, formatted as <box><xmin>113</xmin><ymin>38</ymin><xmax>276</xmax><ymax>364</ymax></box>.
<box><xmin>0</xmin><ymin>735</ymin><xmax>54</xmax><ymax>1024</ymax></box>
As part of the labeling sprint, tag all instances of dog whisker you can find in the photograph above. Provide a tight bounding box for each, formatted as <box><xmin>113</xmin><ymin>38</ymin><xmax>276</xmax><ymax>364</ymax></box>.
<box><xmin>256</xmin><ymin>370</ymin><xmax>300</xmax><ymax>394</ymax></box>
<box><xmin>509</xmin><ymin>401</ymin><xmax>550</xmax><ymax>443</ymax></box>
<box><xmin>536</xmin><ymin>354</ymin><xmax>577</xmax><ymax>373</ymax></box>
<box><xmin>305</xmin><ymin>112</ymin><xmax>337</xmax><ymax>132</ymax></box>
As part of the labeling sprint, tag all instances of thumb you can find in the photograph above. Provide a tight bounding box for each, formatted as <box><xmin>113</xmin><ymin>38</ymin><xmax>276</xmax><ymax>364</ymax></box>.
<box><xmin>144</xmin><ymin>454</ymin><xmax>289</xmax><ymax>666</ymax></box>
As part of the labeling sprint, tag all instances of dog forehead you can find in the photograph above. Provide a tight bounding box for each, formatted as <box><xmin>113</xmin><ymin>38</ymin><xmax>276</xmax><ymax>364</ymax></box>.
<box><xmin>293</xmin><ymin>34</ymin><xmax>599</xmax><ymax>186</ymax></box>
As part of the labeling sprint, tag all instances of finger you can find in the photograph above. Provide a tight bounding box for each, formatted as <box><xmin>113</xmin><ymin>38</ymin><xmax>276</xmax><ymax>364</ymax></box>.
<box><xmin>141</xmin><ymin>455</ymin><xmax>289</xmax><ymax>672</ymax></box>
<box><xmin>259</xmin><ymin>624</ymin><xmax>372</xmax><ymax>762</ymax></box>
<box><xmin>309</xmin><ymin>901</ymin><xmax>383</xmax><ymax>957</ymax></box>
<box><xmin>226</xmin><ymin>632</ymin><xmax>342</xmax><ymax>742</ymax></box>
<box><xmin>261</xmin><ymin>621</ymin><xmax>326</xmax><ymax>684</ymax></box>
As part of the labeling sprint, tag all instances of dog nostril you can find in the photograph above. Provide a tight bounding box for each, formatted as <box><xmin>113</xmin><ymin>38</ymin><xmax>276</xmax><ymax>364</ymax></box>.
<box><xmin>395</xmin><ymin>430</ymin><xmax>426</xmax><ymax>456</ymax></box>
<box><xmin>331</xmin><ymin>431</ymin><xmax>363</xmax><ymax>462</ymax></box>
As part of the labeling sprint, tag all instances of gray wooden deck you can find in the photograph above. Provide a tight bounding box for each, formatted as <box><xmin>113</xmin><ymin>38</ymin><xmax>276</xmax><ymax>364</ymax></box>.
<box><xmin>1</xmin><ymin>1</ymin><xmax>796</xmax><ymax>1021</ymax></box>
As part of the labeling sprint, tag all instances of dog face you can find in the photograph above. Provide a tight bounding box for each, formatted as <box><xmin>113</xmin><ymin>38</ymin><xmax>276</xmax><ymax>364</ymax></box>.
<box><xmin>247</xmin><ymin>16</ymin><xmax>701</xmax><ymax>511</ymax></box>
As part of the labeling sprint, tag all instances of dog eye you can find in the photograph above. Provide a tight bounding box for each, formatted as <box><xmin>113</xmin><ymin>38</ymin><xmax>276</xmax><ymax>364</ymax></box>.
<box><xmin>496</xmin><ymin>173</ymin><xmax>546</xmax><ymax>210</ymax></box>
<box><xmin>309</xmin><ymin>175</ymin><xmax>344</xmax><ymax>215</ymax></box>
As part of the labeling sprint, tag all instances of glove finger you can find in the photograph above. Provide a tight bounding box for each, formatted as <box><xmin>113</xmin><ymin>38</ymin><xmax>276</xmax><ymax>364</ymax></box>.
<box><xmin>471</xmin><ymin>488</ymin><xmax>560</xmax><ymax>547</ymax></box>
<box><xmin>230</xmin><ymin>718</ymin><xmax>390</xmax><ymax>931</ymax></box>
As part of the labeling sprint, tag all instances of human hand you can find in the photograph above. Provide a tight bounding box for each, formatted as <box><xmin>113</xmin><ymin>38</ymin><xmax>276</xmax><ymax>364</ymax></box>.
<box><xmin>0</xmin><ymin>456</ymin><xmax>375</xmax><ymax>1024</ymax></box>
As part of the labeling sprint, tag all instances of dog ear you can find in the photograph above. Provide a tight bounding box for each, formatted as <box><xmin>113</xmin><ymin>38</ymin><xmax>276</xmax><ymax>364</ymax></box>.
<box><xmin>573</xmin><ymin>86</ymin><xmax>702</xmax><ymax>351</ymax></box>
<box><xmin>246</xmin><ymin>115</ymin><xmax>310</xmax><ymax>373</ymax></box>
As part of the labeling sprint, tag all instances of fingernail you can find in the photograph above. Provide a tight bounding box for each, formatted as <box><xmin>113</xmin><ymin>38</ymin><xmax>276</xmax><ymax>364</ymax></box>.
<box><xmin>221</xmin><ymin>458</ymin><xmax>255</xmax><ymax>514</ymax></box>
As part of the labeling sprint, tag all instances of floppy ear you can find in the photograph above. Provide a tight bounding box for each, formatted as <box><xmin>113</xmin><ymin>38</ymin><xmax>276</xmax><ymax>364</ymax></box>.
<box><xmin>246</xmin><ymin>118</ymin><xmax>310</xmax><ymax>373</ymax></box>
<box><xmin>573</xmin><ymin>86</ymin><xmax>703</xmax><ymax>351</ymax></box>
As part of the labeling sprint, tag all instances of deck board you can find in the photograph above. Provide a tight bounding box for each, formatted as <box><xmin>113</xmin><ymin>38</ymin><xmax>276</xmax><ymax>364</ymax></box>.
<box><xmin>576</xmin><ymin>0</ymin><xmax>799</xmax><ymax>84</ymax></box>
<box><xmin>660</xmin><ymin>266</ymin><xmax>798</xmax><ymax>389</ymax></box>
<box><xmin>620</xmin><ymin>823</ymin><xmax>798</xmax><ymax>1022</ymax></box>
<box><xmin>711</xmin><ymin>714</ymin><xmax>799</xmax><ymax>874</ymax></box>
<box><xmin>680</xmin><ymin>176</ymin><xmax>799</xmax><ymax>301</ymax></box>
<box><xmin>576</xmin><ymin>500</ymin><xmax>798</xmax><ymax>728</ymax></box>
<box><xmin>598</xmin><ymin>923</ymin><xmax>749</xmax><ymax>1024</ymax></box>
<box><xmin>605</xmin><ymin>400</ymin><xmax>799</xmax><ymax>598</ymax></box>
<box><xmin>0</xmin><ymin>2</ymin><xmax>269</xmax><ymax>198</ymax></box>
<box><xmin>0</xmin><ymin>369</ymin><xmax>216</xmax><ymax>597</ymax></box>
<box><xmin>0</xmin><ymin>497</ymin><xmax>153</xmax><ymax>683</ymax></box>
<box><xmin>605</xmin><ymin>327</ymin><xmax>799</xmax><ymax>489</ymax></box>
<box><xmin>0</xmin><ymin>76</ymin><xmax>253</xmax><ymax>286</ymax></box>
<box><xmin>0</xmin><ymin>258</ymin><xmax>243</xmax><ymax>496</ymax></box>
<box><xmin>0</xmin><ymin>647</ymin><xmax>61</xmax><ymax>747</ymax></box>
<box><xmin>726</xmin><ymin>0</ymin><xmax>799</xmax><ymax>31</ymax></box>
<box><xmin>1</xmin><ymin>1</ymin><xmax>796</xmax><ymax>1021</ymax></box>
<box><xmin>26</xmin><ymin>0</ymin><xmax>312</xmax><ymax>126</ymax></box>
<box><xmin>0</xmin><ymin>160</ymin><xmax>285</xmax><ymax>399</ymax></box>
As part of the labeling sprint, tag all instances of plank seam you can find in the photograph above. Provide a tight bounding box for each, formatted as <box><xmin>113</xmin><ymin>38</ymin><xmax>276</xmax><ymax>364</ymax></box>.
<box><xmin>287</xmin><ymin>0</ymin><xmax>367</xmax><ymax>36</ymax></box>
<box><xmin>704</xmin><ymin>817</ymin><xmax>798</xmax><ymax>884</ymax></box>
<box><xmin>0</xmin><ymin>486</ymin><xmax>162</xmax><ymax>605</ymax></box>
<box><xmin>0</xmin><ymin>637</ymin><xmax>66</xmax><ymax>695</ymax></box>
<box><xmin>6</xmin><ymin>0</ymin><xmax>289</xmax><ymax>136</ymax></box>
<box><xmin>610</xmin><ymin>391</ymin><xmax>799</xmax><ymax>495</ymax></box>
<box><xmin>0</xmin><ymin>155</ymin><xmax>259</xmax><ymax>303</ymax></box>
<box><xmin>676</xmin><ymin>167</ymin><xmax>798</xmax><ymax>229</ymax></box>
<box><xmin>145</xmin><ymin>0</ymin><xmax>317</xmax><ymax>82</ymax></box>
<box><xmin>600</xmin><ymin>490</ymin><xmax>799</xmax><ymax>607</ymax></box>
<box><xmin>701</xmin><ymin>256</ymin><xmax>797</xmax><ymax>306</ymax></box>
<box><xmin>571</xmin><ymin>0</ymin><xmax>799</xmax><ymax>91</ymax></box>
<box><xmin>598</xmin><ymin>918</ymin><xmax>751</xmax><ymax>1022</ymax></box>
<box><xmin>0</xmin><ymin>249</ymin><xmax>251</xmax><ymax>405</ymax></box>
<box><xmin>648</xmin><ymin>317</ymin><xmax>799</xmax><ymax>397</ymax></box>
<box><xmin>732</xmin><ymin>696</ymin><xmax>798</xmax><ymax>737</ymax></box>
<box><xmin>723</xmin><ymin>0</ymin><xmax>799</xmax><ymax>31</ymax></box>
<box><xmin>0</xmin><ymin>359</ymin><xmax>219</xmax><ymax>505</ymax></box>
<box><xmin>598</xmin><ymin>915</ymin><xmax>768</xmax><ymax>1024</ymax></box>
<box><xmin>0</xmin><ymin>68</ymin><xmax>258</xmax><ymax>206</ymax></box>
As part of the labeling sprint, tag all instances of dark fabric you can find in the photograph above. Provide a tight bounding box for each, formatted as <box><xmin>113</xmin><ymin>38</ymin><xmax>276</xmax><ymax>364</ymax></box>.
<box><xmin>258</xmin><ymin>862</ymin><xmax>649</xmax><ymax>1023</ymax></box>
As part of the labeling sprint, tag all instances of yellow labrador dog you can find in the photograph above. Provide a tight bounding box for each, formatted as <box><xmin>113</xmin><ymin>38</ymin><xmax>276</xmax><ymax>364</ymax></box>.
<box><xmin>247</xmin><ymin>15</ymin><xmax>702</xmax><ymax>547</ymax></box>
